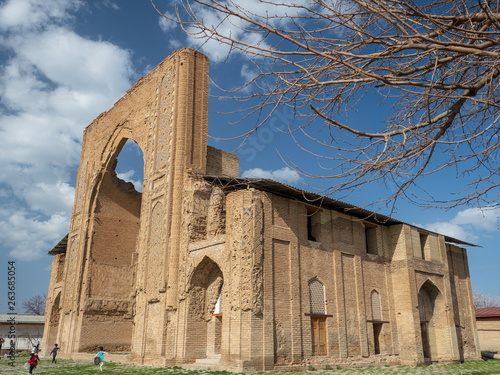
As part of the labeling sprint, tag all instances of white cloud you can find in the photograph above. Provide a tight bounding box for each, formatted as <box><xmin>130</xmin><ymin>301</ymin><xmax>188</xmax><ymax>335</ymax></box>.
<box><xmin>96</xmin><ymin>0</ymin><xmax>119</xmax><ymax>11</ymax></box>
<box><xmin>0</xmin><ymin>0</ymin><xmax>135</xmax><ymax>260</ymax></box>
<box><xmin>10</xmin><ymin>27</ymin><xmax>133</xmax><ymax>95</ymax></box>
<box><xmin>159</xmin><ymin>11</ymin><xmax>177</xmax><ymax>32</ymax></box>
<box><xmin>117</xmin><ymin>170</ymin><xmax>143</xmax><ymax>193</ymax></box>
<box><xmin>240</xmin><ymin>64</ymin><xmax>257</xmax><ymax>82</ymax></box>
<box><xmin>159</xmin><ymin>1</ymin><xmax>307</xmax><ymax>62</ymax></box>
<box><xmin>416</xmin><ymin>207</ymin><xmax>500</xmax><ymax>243</ymax></box>
<box><xmin>0</xmin><ymin>0</ymin><xmax>81</xmax><ymax>32</ymax></box>
<box><xmin>0</xmin><ymin>208</ymin><xmax>69</xmax><ymax>260</ymax></box>
<box><xmin>23</xmin><ymin>182</ymin><xmax>75</xmax><ymax>216</ymax></box>
<box><xmin>242</xmin><ymin>166</ymin><xmax>300</xmax><ymax>185</ymax></box>
<box><xmin>452</xmin><ymin>207</ymin><xmax>499</xmax><ymax>231</ymax></box>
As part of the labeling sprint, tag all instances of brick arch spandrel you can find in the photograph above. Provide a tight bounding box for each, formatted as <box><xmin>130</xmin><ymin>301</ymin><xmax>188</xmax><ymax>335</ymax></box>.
<box><xmin>188</xmin><ymin>256</ymin><xmax>223</xmax><ymax>321</ymax></box>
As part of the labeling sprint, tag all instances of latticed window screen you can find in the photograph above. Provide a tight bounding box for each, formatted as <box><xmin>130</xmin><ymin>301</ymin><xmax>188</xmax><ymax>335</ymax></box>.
<box><xmin>309</xmin><ymin>279</ymin><xmax>325</xmax><ymax>314</ymax></box>
<box><xmin>371</xmin><ymin>291</ymin><xmax>381</xmax><ymax>321</ymax></box>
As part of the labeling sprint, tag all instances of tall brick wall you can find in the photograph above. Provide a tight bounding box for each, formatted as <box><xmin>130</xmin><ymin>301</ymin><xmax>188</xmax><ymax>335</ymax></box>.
<box><xmin>447</xmin><ymin>244</ymin><xmax>481</xmax><ymax>360</ymax></box>
<box><xmin>42</xmin><ymin>48</ymin><xmax>480</xmax><ymax>371</ymax></box>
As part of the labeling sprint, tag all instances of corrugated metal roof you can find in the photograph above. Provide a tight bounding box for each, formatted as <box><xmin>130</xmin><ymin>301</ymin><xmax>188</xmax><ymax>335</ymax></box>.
<box><xmin>48</xmin><ymin>234</ymin><xmax>68</xmax><ymax>255</ymax></box>
<box><xmin>476</xmin><ymin>307</ymin><xmax>500</xmax><ymax>317</ymax></box>
<box><xmin>203</xmin><ymin>175</ymin><xmax>477</xmax><ymax>247</ymax></box>
<box><xmin>47</xmin><ymin>175</ymin><xmax>478</xmax><ymax>256</ymax></box>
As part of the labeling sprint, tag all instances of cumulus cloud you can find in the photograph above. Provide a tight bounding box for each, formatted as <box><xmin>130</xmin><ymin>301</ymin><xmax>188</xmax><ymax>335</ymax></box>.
<box><xmin>158</xmin><ymin>1</ymin><xmax>307</xmax><ymax>68</ymax></box>
<box><xmin>0</xmin><ymin>0</ymin><xmax>135</xmax><ymax>260</ymax></box>
<box><xmin>0</xmin><ymin>208</ymin><xmax>70</xmax><ymax>259</ymax></box>
<box><xmin>242</xmin><ymin>166</ymin><xmax>300</xmax><ymax>185</ymax></box>
<box><xmin>240</xmin><ymin>64</ymin><xmax>258</xmax><ymax>82</ymax></box>
<box><xmin>116</xmin><ymin>170</ymin><xmax>143</xmax><ymax>193</ymax></box>
<box><xmin>416</xmin><ymin>207</ymin><xmax>500</xmax><ymax>243</ymax></box>
<box><xmin>158</xmin><ymin>11</ymin><xmax>177</xmax><ymax>32</ymax></box>
<box><xmin>0</xmin><ymin>0</ymin><xmax>81</xmax><ymax>32</ymax></box>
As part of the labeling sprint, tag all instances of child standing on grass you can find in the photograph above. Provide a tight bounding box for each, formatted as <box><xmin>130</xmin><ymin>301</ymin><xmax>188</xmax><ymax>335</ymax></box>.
<box><xmin>93</xmin><ymin>346</ymin><xmax>109</xmax><ymax>371</ymax></box>
<box><xmin>50</xmin><ymin>343</ymin><xmax>60</xmax><ymax>364</ymax></box>
<box><xmin>28</xmin><ymin>352</ymin><xmax>39</xmax><ymax>374</ymax></box>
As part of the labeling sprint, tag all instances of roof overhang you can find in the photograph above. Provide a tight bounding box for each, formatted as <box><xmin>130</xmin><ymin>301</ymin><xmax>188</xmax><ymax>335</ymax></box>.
<box><xmin>47</xmin><ymin>176</ymin><xmax>478</xmax><ymax>256</ymax></box>
<box><xmin>203</xmin><ymin>175</ymin><xmax>478</xmax><ymax>248</ymax></box>
<box><xmin>48</xmin><ymin>234</ymin><xmax>68</xmax><ymax>255</ymax></box>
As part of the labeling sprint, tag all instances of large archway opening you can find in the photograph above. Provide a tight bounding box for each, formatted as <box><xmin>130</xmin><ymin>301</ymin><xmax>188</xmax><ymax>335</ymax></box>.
<box><xmin>418</xmin><ymin>280</ymin><xmax>447</xmax><ymax>361</ymax></box>
<box><xmin>185</xmin><ymin>257</ymin><xmax>223</xmax><ymax>361</ymax></box>
<box><xmin>45</xmin><ymin>292</ymin><xmax>61</xmax><ymax>350</ymax></box>
<box><xmin>80</xmin><ymin>138</ymin><xmax>144</xmax><ymax>352</ymax></box>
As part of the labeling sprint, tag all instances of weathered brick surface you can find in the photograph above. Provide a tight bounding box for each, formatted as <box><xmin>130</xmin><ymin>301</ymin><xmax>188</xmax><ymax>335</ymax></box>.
<box><xmin>42</xmin><ymin>48</ymin><xmax>480</xmax><ymax>371</ymax></box>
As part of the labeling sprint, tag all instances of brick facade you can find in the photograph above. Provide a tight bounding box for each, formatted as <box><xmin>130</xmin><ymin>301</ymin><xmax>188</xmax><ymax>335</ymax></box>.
<box><xmin>42</xmin><ymin>48</ymin><xmax>480</xmax><ymax>371</ymax></box>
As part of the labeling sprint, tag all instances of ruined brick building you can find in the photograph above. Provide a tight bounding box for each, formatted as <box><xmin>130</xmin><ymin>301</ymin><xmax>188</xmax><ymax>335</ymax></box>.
<box><xmin>42</xmin><ymin>48</ymin><xmax>480</xmax><ymax>371</ymax></box>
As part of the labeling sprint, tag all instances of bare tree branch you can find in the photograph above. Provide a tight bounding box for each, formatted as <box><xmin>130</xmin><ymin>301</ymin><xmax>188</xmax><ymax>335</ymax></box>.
<box><xmin>154</xmin><ymin>0</ymin><xmax>500</xmax><ymax>210</ymax></box>
<box><xmin>22</xmin><ymin>293</ymin><xmax>47</xmax><ymax>315</ymax></box>
<box><xmin>473</xmin><ymin>290</ymin><xmax>500</xmax><ymax>309</ymax></box>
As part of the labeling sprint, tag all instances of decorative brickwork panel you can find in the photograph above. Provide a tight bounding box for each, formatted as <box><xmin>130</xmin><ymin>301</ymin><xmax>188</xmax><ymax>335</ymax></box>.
<box><xmin>252</xmin><ymin>197</ymin><xmax>264</xmax><ymax>315</ymax></box>
<box><xmin>62</xmin><ymin>236</ymin><xmax>79</xmax><ymax>313</ymax></box>
<box><xmin>309</xmin><ymin>279</ymin><xmax>326</xmax><ymax>314</ymax></box>
<box><xmin>55</xmin><ymin>254</ymin><xmax>66</xmax><ymax>283</ymax></box>
<box><xmin>272</xmin><ymin>239</ymin><xmax>292</xmax><ymax>364</ymax></box>
<box><xmin>240</xmin><ymin>205</ymin><xmax>253</xmax><ymax>311</ymax></box>
<box><xmin>342</xmin><ymin>253</ymin><xmax>360</xmax><ymax>357</ymax></box>
<box><xmin>232</xmin><ymin>194</ymin><xmax>264</xmax><ymax>314</ymax></box>
<box><xmin>207</xmin><ymin>187</ymin><xmax>225</xmax><ymax>237</ymax></box>
<box><xmin>155</xmin><ymin>67</ymin><xmax>176</xmax><ymax>172</ymax></box>
<box><xmin>145</xmin><ymin>301</ymin><xmax>162</xmax><ymax>355</ymax></box>
<box><xmin>74</xmin><ymin>163</ymin><xmax>87</xmax><ymax>213</ymax></box>
<box><xmin>189</xmin><ymin>191</ymin><xmax>209</xmax><ymax>241</ymax></box>
<box><xmin>371</xmin><ymin>290</ymin><xmax>381</xmax><ymax>321</ymax></box>
<box><xmin>147</xmin><ymin>202</ymin><xmax>166</xmax><ymax>292</ymax></box>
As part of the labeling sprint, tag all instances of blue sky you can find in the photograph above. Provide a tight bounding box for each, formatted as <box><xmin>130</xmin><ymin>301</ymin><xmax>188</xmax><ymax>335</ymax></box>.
<box><xmin>0</xmin><ymin>0</ymin><xmax>498</xmax><ymax>314</ymax></box>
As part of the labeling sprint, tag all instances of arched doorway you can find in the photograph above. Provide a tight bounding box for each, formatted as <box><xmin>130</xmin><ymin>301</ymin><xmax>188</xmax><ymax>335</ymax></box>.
<box><xmin>45</xmin><ymin>292</ymin><xmax>61</xmax><ymax>349</ymax></box>
<box><xmin>418</xmin><ymin>280</ymin><xmax>446</xmax><ymax>361</ymax></box>
<box><xmin>185</xmin><ymin>257</ymin><xmax>223</xmax><ymax>361</ymax></box>
<box><xmin>80</xmin><ymin>138</ymin><xmax>144</xmax><ymax>352</ymax></box>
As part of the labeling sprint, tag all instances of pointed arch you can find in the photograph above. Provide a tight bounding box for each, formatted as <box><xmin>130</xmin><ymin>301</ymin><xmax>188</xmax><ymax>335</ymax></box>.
<box><xmin>186</xmin><ymin>256</ymin><xmax>224</xmax><ymax>360</ymax></box>
<box><xmin>418</xmin><ymin>280</ymin><xmax>446</xmax><ymax>360</ymax></box>
<box><xmin>44</xmin><ymin>291</ymin><xmax>62</xmax><ymax>352</ymax></box>
<box><xmin>76</xmin><ymin>134</ymin><xmax>145</xmax><ymax>352</ymax></box>
<box><xmin>309</xmin><ymin>278</ymin><xmax>326</xmax><ymax>315</ymax></box>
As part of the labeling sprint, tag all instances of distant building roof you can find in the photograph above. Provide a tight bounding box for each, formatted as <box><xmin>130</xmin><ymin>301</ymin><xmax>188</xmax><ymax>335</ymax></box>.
<box><xmin>476</xmin><ymin>307</ymin><xmax>500</xmax><ymax>318</ymax></box>
<box><xmin>0</xmin><ymin>314</ymin><xmax>45</xmax><ymax>324</ymax></box>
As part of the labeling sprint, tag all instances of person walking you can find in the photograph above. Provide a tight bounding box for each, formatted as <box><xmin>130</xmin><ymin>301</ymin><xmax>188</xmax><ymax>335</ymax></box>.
<box><xmin>93</xmin><ymin>346</ymin><xmax>109</xmax><ymax>371</ymax></box>
<box><xmin>28</xmin><ymin>352</ymin><xmax>39</xmax><ymax>374</ymax></box>
<box><xmin>0</xmin><ymin>336</ymin><xmax>4</xmax><ymax>357</ymax></box>
<box><xmin>50</xmin><ymin>343</ymin><xmax>60</xmax><ymax>364</ymax></box>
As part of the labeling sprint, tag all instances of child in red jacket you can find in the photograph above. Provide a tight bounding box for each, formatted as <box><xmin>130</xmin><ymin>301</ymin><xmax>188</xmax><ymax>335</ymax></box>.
<box><xmin>28</xmin><ymin>352</ymin><xmax>39</xmax><ymax>374</ymax></box>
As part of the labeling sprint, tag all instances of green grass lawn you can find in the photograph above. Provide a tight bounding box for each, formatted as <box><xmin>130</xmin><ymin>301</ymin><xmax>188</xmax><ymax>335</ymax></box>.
<box><xmin>1</xmin><ymin>355</ymin><xmax>500</xmax><ymax>375</ymax></box>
